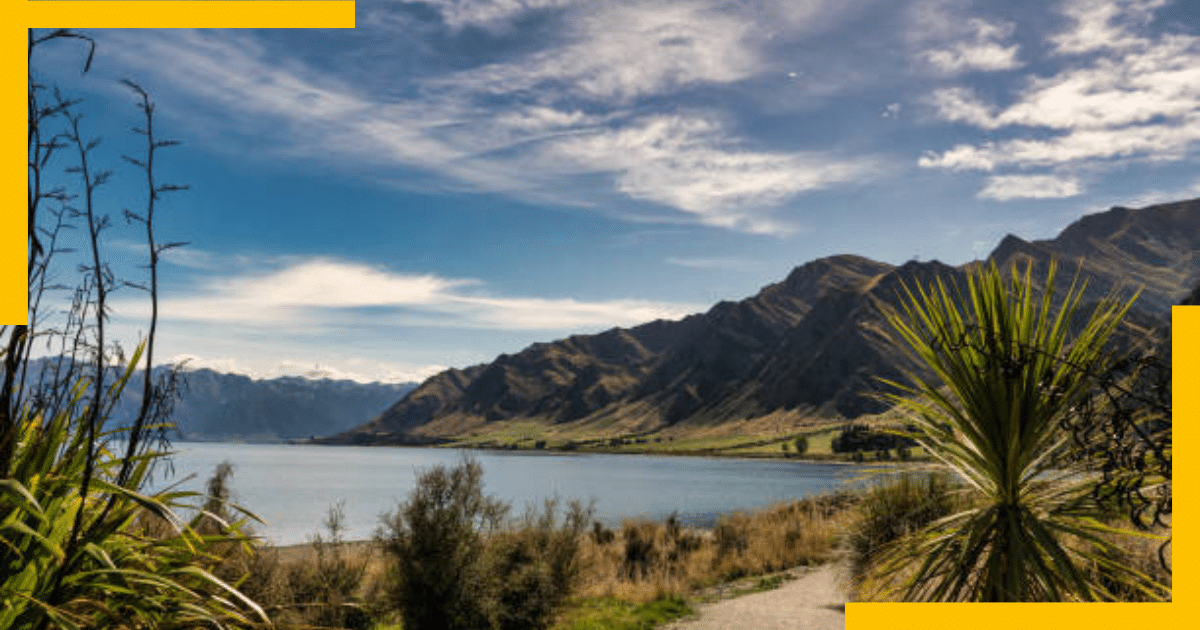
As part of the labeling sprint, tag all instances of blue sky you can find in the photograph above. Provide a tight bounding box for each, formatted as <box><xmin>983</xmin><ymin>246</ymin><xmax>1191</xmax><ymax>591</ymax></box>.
<box><xmin>28</xmin><ymin>0</ymin><xmax>1200</xmax><ymax>383</ymax></box>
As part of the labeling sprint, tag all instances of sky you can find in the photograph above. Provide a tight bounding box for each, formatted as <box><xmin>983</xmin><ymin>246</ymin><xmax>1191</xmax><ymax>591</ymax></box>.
<box><xmin>26</xmin><ymin>0</ymin><xmax>1200</xmax><ymax>384</ymax></box>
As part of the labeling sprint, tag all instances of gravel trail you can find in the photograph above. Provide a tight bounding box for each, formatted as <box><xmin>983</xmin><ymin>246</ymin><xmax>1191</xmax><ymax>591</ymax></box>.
<box><xmin>665</xmin><ymin>561</ymin><xmax>848</xmax><ymax>630</ymax></box>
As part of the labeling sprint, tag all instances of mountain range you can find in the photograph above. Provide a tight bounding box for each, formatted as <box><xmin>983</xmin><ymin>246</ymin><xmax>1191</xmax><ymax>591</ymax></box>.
<box><xmin>327</xmin><ymin>198</ymin><xmax>1197</xmax><ymax>445</ymax></box>
<box><xmin>18</xmin><ymin>358</ymin><xmax>417</xmax><ymax>442</ymax></box>
<box><xmin>124</xmin><ymin>368</ymin><xmax>417</xmax><ymax>441</ymax></box>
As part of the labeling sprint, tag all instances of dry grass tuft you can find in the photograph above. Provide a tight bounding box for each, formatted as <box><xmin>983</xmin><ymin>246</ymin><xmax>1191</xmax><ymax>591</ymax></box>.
<box><xmin>576</xmin><ymin>491</ymin><xmax>859</xmax><ymax>603</ymax></box>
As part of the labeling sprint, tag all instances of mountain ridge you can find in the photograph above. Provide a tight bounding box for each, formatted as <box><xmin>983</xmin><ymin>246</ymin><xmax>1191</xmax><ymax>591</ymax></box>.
<box><xmin>327</xmin><ymin>198</ymin><xmax>1197</xmax><ymax>445</ymax></box>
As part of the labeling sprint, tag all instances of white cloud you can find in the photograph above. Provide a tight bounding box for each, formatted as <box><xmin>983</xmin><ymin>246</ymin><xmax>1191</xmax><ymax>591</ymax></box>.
<box><xmin>921</xmin><ymin>18</ymin><xmax>1022</xmax><ymax>74</ymax></box>
<box><xmin>977</xmin><ymin>174</ymin><xmax>1082</xmax><ymax>201</ymax></box>
<box><xmin>170</xmin><ymin>353</ymin><xmax>446</xmax><ymax>384</ymax></box>
<box><xmin>546</xmin><ymin>114</ymin><xmax>877</xmax><ymax>234</ymax></box>
<box><xmin>418</xmin><ymin>0</ymin><xmax>579</xmax><ymax>30</ymax></box>
<box><xmin>918</xmin><ymin>143</ymin><xmax>998</xmax><ymax>171</ymax></box>
<box><xmin>921</xmin><ymin>113</ymin><xmax>1200</xmax><ymax>170</ymax></box>
<box><xmin>928</xmin><ymin>87</ymin><xmax>1000</xmax><ymax>128</ymax></box>
<box><xmin>434</xmin><ymin>2</ymin><xmax>762</xmax><ymax>104</ymax></box>
<box><xmin>666</xmin><ymin>257</ymin><xmax>765</xmax><ymax>271</ymax></box>
<box><xmin>100</xmin><ymin>17</ymin><xmax>878</xmax><ymax>236</ymax></box>
<box><xmin>920</xmin><ymin>0</ymin><xmax>1200</xmax><ymax>198</ymax></box>
<box><xmin>1050</xmin><ymin>0</ymin><xmax>1169</xmax><ymax>55</ymax></box>
<box><xmin>1114</xmin><ymin>179</ymin><xmax>1200</xmax><ymax>208</ymax></box>
<box><xmin>112</xmin><ymin>258</ymin><xmax>701</xmax><ymax>332</ymax></box>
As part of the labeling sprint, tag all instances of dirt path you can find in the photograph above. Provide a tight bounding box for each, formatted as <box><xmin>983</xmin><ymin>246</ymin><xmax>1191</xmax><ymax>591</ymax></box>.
<box><xmin>665</xmin><ymin>561</ymin><xmax>848</xmax><ymax>630</ymax></box>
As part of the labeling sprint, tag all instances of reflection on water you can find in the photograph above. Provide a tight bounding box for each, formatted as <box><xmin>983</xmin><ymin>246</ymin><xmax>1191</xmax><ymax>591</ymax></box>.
<box><xmin>159</xmin><ymin>442</ymin><xmax>877</xmax><ymax>545</ymax></box>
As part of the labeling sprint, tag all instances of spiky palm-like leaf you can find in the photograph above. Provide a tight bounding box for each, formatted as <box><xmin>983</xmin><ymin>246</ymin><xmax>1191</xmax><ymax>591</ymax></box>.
<box><xmin>869</xmin><ymin>261</ymin><xmax>1169</xmax><ymax>602</ymax></box>
<box><xmin>0</xmin><ymin>346</ymin><xmax>269</xmax><ymax>629</ymax></box>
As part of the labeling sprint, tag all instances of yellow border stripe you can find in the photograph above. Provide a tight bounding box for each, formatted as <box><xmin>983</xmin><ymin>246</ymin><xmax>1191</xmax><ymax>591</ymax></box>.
<box><xmin>1173</xmin><ymin>305</ymin><xmax>1195</xmax><ymax>604</ymax></box>
<box><xmin>24</xmin><ymin>2</ymin><xmax>355</xmax><ymax>29</ymax></box>
<box><xmin>2</xmin><ymin>25</ymin><xmax>22</xmax><ymax>323</ymax></box>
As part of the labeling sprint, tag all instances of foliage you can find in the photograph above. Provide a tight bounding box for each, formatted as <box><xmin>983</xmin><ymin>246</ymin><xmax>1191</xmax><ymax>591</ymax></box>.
<box><xmin>848</xmin><ymin>473</ymin><xmax>957</xmax><ymax>590</ymax></box>
<box><xmin>378</xmin><ymin>457</ymin><xmax>594</xmax><ymax>630</ymax></box>
<box><xmin>831</xmin><ymin>423</ymin><xmax>915</xmax><ymax>454</ymax></box>
<box><xmin>872</xmin><ymin>260</ymin><xmax>1169</xmax><ymax>601</ymax></box>
<box><xmin>272</xmin><ymin>502</ymin><xmax>373</xmax><ymax>629</ymax></box>
<box><xmin>488</xmin><ymin>499</ymin><xmax>592</xmax><ymax>630</ymax></box>
<box><xmin>551</xmin><ymin>596</ymin><xmax>692</xmax><ymax>630</ymax></box>
<box><xmin>0</xmin><ymin>352</ymin><xmax>268</xmax><ymax>629</ymax></box>
<box><xmin>378</xmin><ymin>457</ymin><xmax>506</xmax><ymax>630</ymax></box>
<box><xmin>1</xmin><ymin>29</ymin><xmax>267</xmax><ymax>629</ymax></box>
<box><xmin>1056</xmin><ymin>336</ymin><xmax>1171</xmax><ymax>561</ymax></box>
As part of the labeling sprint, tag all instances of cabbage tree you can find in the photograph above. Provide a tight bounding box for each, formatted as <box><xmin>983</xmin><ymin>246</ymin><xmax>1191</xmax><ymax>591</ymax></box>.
<box><xmin>869</xmin><ymin>261</ymin><xmax>1168</xmax><ymax>601</ymax></box>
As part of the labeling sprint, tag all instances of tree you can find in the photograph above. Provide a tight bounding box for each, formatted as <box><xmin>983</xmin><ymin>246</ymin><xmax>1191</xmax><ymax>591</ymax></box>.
<box><xmin>868</xmin><ymin>260</ymin><xmax>1168</xmax><ymax>602</ymax></box>
<box><xmin>793</xmin><ymin>435</ymin><xmax>808</xmax><ymax>456</ymax></box>
<box><xmin>1</xmin><ymin>29</ymin><xmax>266</xmax><ymax>628</ymax></box>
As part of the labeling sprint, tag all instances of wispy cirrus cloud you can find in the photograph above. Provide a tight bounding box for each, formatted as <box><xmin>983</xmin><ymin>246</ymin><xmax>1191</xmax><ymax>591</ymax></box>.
<box><xmin>921</xmin><ymin>18</ymin><xmax>1022</xmax><ymax>74</ymax></box>
<box><xmin>429</xmin><ymin>2</ymin><xmax>763</xmax><ymax>104</ymax></box>
<box><xmin>905</xmin><ymin>0</ymin><xmax>1022</xmax><ymax>75</ymax></box>
<box><xmin>919</xmin><ymin>0</ymin><xmax>1200</xmax><ymax>199</ymax></box>
<box><xmin>665</xmin><ymin>256</ymin><xmax>766</xmax><ymax>271</ymax></box>
<box><xmin>543</xmin><ymin>114</ymin><xmax>876</xmax><ymax>234</ymax></box>
<box><xmin>97</xmin><ymin>2</ymin><xmax>884</xmax><ymax>237</ymax></box>
<box><xmin>1049</xmin><ymin>0</ymin><xmax>1169</xmax><ymax>55</ymax></box>
<box><xmin>112</xmin><ymin>256</ymin><xmax>702</xmax><ymax>332</ymax></box>
<box><xmin>415</xmin><ymin>0</ymin><xmax>579</xmax><ymax>30</ymax></box>
<box><xmin>978</xmin><ymin>174</ymin><xmax>1082</xmax><ymax>201</ymax></box>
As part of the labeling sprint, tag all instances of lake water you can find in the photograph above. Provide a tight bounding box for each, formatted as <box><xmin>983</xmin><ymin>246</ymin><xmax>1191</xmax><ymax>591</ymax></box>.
<box><xmin>161</xmin><ymin>442</ymin><xmax>875</xmax><ymax>545</ymax></box>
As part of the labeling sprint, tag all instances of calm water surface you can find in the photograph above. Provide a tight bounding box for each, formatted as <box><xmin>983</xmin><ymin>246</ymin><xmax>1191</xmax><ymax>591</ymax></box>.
<box><xmin>163</xmin><ymin>442</ymin><xmax>874</xmax><ymax>545</ymax></box>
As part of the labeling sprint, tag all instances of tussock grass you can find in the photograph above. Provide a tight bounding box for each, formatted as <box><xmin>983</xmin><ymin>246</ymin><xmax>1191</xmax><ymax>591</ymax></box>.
<box><xmin>576</xmin><ymin>492</ymin><xmax>859</xmax><ymax>603</ymax></box>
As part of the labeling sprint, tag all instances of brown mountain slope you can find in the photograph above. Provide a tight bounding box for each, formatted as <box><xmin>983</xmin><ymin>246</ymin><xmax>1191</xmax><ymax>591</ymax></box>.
<box><xmin>327</xmin><ymin>199</ymin><xmax>1197</xmax><ymax>444</ymax></box>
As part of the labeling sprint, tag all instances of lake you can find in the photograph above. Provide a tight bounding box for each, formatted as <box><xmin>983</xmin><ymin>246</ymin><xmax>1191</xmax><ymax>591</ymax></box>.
<box><xmin>160</xmin><ymin>442</ymin><xmax>876</xmax><ymax>545</ymax></box>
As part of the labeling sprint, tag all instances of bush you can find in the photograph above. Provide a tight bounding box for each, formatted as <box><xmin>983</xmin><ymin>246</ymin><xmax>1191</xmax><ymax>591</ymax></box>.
<box><xmin>378</xmin><ymin>457</ymin><xmax>506</xmax><ymax>630</ymax></box>
<box><xmin>287</xmin><ymin>502</ymin><xmax>372</xmax><ymax>629</ymax></box>
<box><xmin>488</xmin><ymin>498</ymin><xmax>592</xmax><ymax>630</ymax></box>
<box><xmin>620</xmin><ymin>522</ymin><xmax>660</xmax><ymax>581</ymax></box>
<box><xmin>592</xmin><ymin>521</ymin><xmax>615</xmax><ymax>545</ymax></box>
<box><xmin>378</xmin><ymin>458</ymin><xmax>592</xmax><ymax>630</ymax></box>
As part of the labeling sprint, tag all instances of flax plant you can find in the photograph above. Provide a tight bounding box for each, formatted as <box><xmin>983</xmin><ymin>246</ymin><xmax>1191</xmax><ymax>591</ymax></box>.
<box><xmin>0</xmin><ymin>347</ymin><xmax>268</xmax><ymax>629</ymax></box>
<box><xmin>870</xmin><ymin>261</ymin><xmax>1169</xmax><ymax>602</ymax></box>
<box><xmin>1</xmin><ymin>29</ymin><xmax>270</xmax><ymax>628</ymax></box>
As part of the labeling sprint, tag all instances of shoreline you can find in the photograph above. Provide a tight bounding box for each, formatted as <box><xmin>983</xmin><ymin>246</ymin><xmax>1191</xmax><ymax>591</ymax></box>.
<box><xmin>289</xmin><ymin>438</ymin><xmax>932</xmax><ymax>466</ymax></box>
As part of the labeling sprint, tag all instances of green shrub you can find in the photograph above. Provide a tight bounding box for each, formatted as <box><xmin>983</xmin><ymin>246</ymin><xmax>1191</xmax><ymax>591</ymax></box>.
<box><xmin>378</xmin><ymin>458</ymin><xmax>592</xmax><ymax>630</ymax></box>
<box><xmin>592</xmin><ymin>520</ymin><xmax>615</xmax><ymax>545</ymax></box>
<box><xmin>488</xmin><ymin>499</ymin><xmax>592</xmax><ymax>630</ymax></box>
<box><xmin>0</xmin><ymin>354</ymin><xmax>267</xmax><ymax>629</ymax></box>
<box><xmin>378</xmin><ymin>457</ymin><xmax>506</xmax><ymax>630</ymax></box>
<box><xmin>289</xmin><ymin>502</ymin><xmax>372</xmax><ymax>629</ymax></box>
<box><xmin>620</xmin><ymin>522</ymin><xmax>659</xmax><ymax>581</ymax></box>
